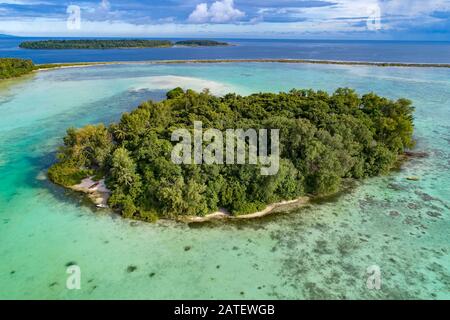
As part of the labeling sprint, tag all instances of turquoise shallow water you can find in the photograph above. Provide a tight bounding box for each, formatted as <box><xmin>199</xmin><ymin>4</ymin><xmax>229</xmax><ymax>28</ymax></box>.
<box><xmin>0</xmin><ymin>63</ymin><xmax>448</xmax><ymax>299</ymax></box>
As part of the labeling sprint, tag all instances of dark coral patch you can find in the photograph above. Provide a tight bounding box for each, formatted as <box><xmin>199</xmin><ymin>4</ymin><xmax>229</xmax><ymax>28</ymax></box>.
<box><xmin>127</xmin><ymin>265</ymin><xmax>138</xmax><ymax>273</ymax></box>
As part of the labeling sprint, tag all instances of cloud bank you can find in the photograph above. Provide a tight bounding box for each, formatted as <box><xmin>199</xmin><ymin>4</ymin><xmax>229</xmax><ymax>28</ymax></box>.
<box><xmin>188</xmin><ymin>0</ymin><xmax>245</xmax><ymax>23</ymax></box>
<box><xmin>0</xmin><ymin>0</ymin><xmax>449</xmax><ymax>40</ymax></box>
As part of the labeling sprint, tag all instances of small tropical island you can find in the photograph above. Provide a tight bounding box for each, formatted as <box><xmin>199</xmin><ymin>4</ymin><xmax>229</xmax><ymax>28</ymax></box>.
<box><xmin>19</xmin><ymin>39</ymin><xmax>230</xmax><ymax>50</ymax></box>
<box><xmin>48</xmin><ymin>88</ymin><xmax>415</xmax><ymax>222</ymax></box>
<box><xmin>174</xmin><ymin>40</ymin><xmax>229</xmax><ymax>47</ymax></box>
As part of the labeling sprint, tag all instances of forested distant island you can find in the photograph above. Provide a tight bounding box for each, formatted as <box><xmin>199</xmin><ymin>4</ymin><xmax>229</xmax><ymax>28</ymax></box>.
<box><xmin>49</xmin><ymin>88</ymin><xmax>415</xmax><ymax>221</ymax></box>
<box><xmin>174</xmin><ymin>40</ymin><xmax>229</xmax><ymax>47</ymax></box>
<box><xmin>19</xmin><ymin>39</ymin><xmax>230</xmax><ymax>49</ymax></box>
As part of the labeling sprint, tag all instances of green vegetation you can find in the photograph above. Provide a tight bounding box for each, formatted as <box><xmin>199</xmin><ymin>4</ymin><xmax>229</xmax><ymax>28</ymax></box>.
<box><xmin>175</xmin><ymin>40</ymin><xmax>229</xmax><ymax>46</ymax></box>
<box><xmin>19</xmin><ymin>39</ymin><xmax>229</xmax><ymax>50</ymax></box>
<box><xmin>0</xmin><ymin>58</ymin><xmax>35</xmax><ymax>79</ymax></box>
<box><xmin>49</xmin><ymin>88</ymin><xmax>415</xmax><ymax>220</ymax></box>
<box><xmin>20</xmin><ymin>40</ymin><xmax>173</xmax><ymax>49</ymax></box>
<box><xmin>0</xmin><ymin>58</ymin><xmax>87</xmax><ymax>79</ymax></box>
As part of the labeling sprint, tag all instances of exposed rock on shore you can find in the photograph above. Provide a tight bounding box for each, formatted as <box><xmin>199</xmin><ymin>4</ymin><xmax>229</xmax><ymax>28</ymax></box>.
<box><xmin>70</xmin><ymin>177</ymin><xmax>110</xmax><ymax>208</ymax></box>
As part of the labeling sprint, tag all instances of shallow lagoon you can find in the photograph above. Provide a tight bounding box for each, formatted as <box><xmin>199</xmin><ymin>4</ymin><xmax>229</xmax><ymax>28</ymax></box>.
<box><xmin>0</xmin><ymin>63</ymin><xmax>448</xmax><ymax>299</ymax></box>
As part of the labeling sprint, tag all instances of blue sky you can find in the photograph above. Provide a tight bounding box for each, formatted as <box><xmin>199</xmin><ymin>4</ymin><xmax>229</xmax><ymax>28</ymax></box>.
<box><xmin>0</xmin><ymin>0</ymin><xmax>449</xmax><ymax>40</ymax></box>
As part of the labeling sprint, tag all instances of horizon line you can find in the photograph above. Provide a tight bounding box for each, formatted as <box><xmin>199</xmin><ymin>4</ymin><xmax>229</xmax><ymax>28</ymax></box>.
<box><xmin>2</xmin><ymin>34</ymin><xmax>450</xmax><ymax>43</ymax></box>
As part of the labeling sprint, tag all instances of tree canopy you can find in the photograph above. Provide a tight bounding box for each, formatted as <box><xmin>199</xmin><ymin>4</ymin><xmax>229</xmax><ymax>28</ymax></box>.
<box><xmin>19</xmin><ymin>39</ymin><xmax>229</xmax><ymax>50</ymax></box>
<box><xmin>175</xmin><ymin>40</ymin><xmax>229</xmax><ymax>47</ymax></box>
<box><xmin>49</xmin><ymin>88</ymin><xmax>415</xmax><ymax>220</ymax></box>
<box><xmin>0</xmin><ymin>58</ymin><xmax>35</xmax><ymax>79</ymax></box>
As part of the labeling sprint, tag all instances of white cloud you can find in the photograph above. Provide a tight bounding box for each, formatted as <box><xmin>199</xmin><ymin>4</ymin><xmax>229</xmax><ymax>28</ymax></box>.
<box><xmin>188</xmin><ymin>0</ymin><xmax>245</xmax><ymax>23</ymax></box>
<box><xmin>382</xmin><ymin>0</ymin><xmax>450</xmax><ymax>16</ymax></box>
<box><xmin>209</xmin><ymin>0</ymin><xmax>245</xmax><ymax>23</ymax></box>
<box><xmin>0</xmin><ymin>17</ymin><xmax>373</xmax><ymax>37</ymax></box>
<box><xmin>291</xmin><ymin>0</ymin><xmax>449</xmax><ymax>19</ymax></box>
<box><xmin>256</xmin><ymin>0</ymin><xmax>450</xmax><ymax>30</ymax></box>
<box><xmin>189</xmin><ymin>3</ymin><xmax>209</xmax><ymax>23</ymax></box>
<box><xmin>1</xmin><ymin>0</ymin><xmax>449</xmax><ymax>39</ymax></box>
<box><xmin>99</xmin><ymin>0</ymin><xmax>111</xmax><ymax>11</ymax></box>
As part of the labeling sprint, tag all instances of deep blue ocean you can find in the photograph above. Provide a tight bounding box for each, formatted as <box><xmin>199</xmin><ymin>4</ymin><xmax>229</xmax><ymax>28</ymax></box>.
<box><xmin>1</xmin><ymin>37</ymin><xmax>450</xmax><ymax>64</ymax></box>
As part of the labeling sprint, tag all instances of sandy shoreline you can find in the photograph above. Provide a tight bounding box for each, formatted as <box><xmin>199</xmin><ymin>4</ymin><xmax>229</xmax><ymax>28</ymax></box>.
<box><xmin>67</xmin><ymin>150</ymin><xmax>424</xmax><ymax>221</ymax></box>
<box><xmin>70</xmin><ymin>177</ymin><xmax>308</xmax><ymax>221</ymax></box>
<box><xmin>180</xmin><ymin>197</ymin><xmax>310</xmax><ymax>223</ymax></box>
<box><xmin>35</xmin><ymin>63</ymin><xmax>111</xmax><ymax>72</ymax></box>
<box><xmin>35</xmin><ymin>59</ymin><xmax>450</xmax><ymax>71</ymax></box>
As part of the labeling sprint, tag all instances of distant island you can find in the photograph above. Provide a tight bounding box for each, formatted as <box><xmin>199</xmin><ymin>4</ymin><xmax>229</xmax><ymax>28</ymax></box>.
<box><xmin>174</xmin><ymin>40</ymin><xmax>229</xmax><ymax>47</ymax></box>
<box><xmin>48</xmin><ymin>88</ymin><xmax>415</xmax><ymax>222</ymax></box>
<box><xmin>19</xmin><ymin>39</ymin><xmax>230</xmax><ymax>50</ymax></box>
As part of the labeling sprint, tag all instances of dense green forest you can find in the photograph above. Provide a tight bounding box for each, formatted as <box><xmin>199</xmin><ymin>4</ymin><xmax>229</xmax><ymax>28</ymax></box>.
<box><xmin>49</xmin><ymin>88</ymin><xmax>415</xmax><ymax>220</ymax></box>
<box><xmin>175</xmin><ymin>40</ymin><xmax>229</xmax><ymax>46</ymax></box>
<box><xmin>19</xmin><ymin>39</ymin><xmax>228</xmax><ymax>49</ymax></box>
<box><xmin>0</xmin><ymin>58</ymin><xmax>35</xmax><ymax>79</ymax></box>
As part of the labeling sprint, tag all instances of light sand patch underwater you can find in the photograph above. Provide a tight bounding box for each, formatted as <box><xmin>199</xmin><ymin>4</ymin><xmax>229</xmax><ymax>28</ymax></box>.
<box><xmin>129</xmin><ymin>75</ymin><xmax>234</xmax><ymax>96</ymax></box>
